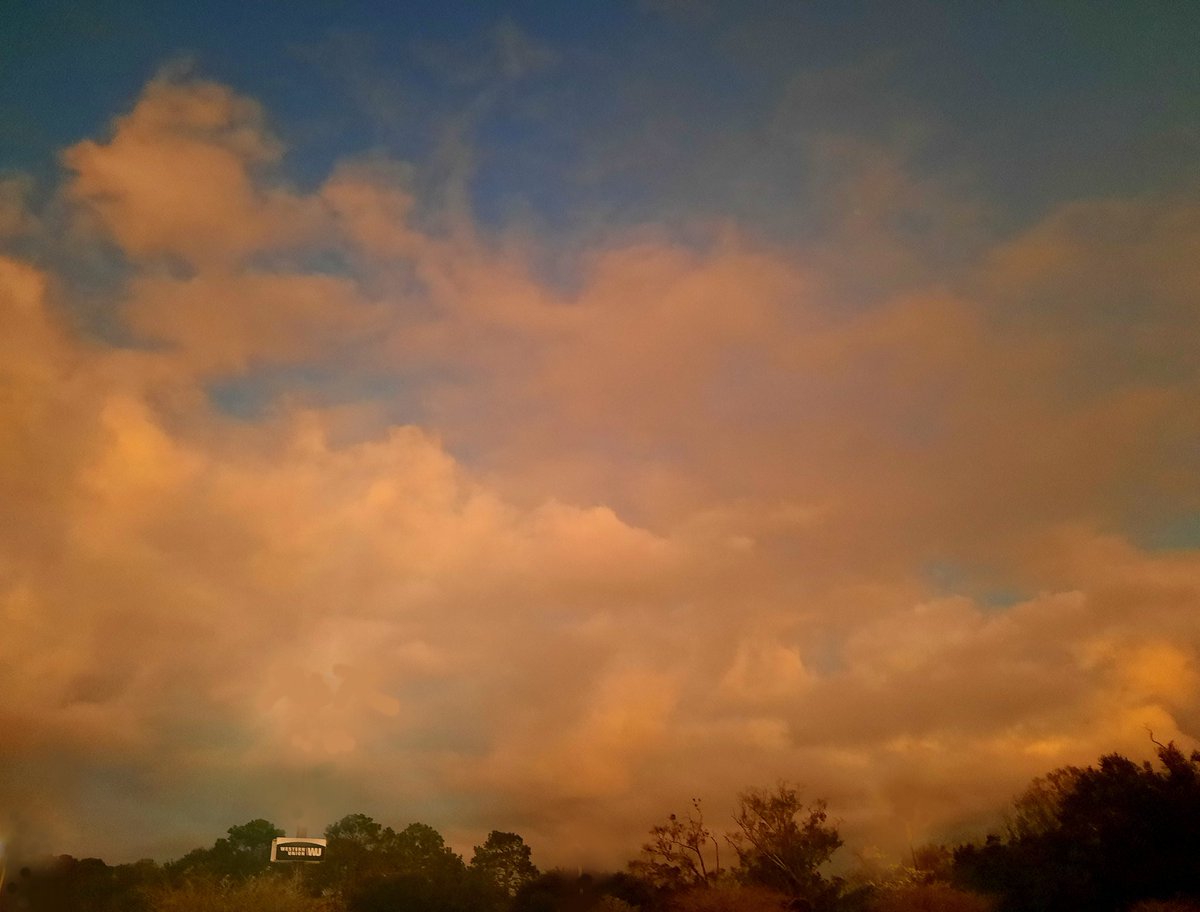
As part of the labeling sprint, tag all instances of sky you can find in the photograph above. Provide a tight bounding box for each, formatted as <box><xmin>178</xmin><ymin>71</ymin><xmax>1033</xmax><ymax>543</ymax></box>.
<box><xmin>2</xmin><ymin>0</ymin><xmax>1200</xmax><ymax>873</ymax></box>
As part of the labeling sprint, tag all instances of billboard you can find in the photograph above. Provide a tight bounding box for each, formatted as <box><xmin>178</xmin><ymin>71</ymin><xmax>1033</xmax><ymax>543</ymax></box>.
<box><xmin>270</xmin><ymin>836</ymin><xmax>327</xmax><ymax>862</ymax></box>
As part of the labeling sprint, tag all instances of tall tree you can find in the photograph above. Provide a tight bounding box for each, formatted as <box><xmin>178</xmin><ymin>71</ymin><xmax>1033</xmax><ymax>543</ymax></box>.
<box><xmin>393</xmin><ymin>822</ymin><xmax>465</xmax><ymax>880</ymax></box>
<box><xmin>310</xmin><ymin>813</ymin><xmax>398</xmax><ymax>897</ymax></box>
<box><xmin>727</xmin><ymin>784</ymin><xmax>842</xmax><ymax>910</ymax></box>
<box><xmin>631</xmin><ymin>800</ymin><xmax>721</xmax><ymax>891</ymax></box>
<box><xmin>325</xmin><ymin>814</ymin><xmax>389</xmax><ymax>849</ymax></box>
<box><xmin>471</xmin><ymin>831</ymin><xmax>540</xmax><ymax>897</ymax></box>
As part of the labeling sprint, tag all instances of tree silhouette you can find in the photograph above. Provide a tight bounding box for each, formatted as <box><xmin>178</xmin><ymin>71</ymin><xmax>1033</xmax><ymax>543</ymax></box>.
<box><xmin>392</xmin><ymin>822</ymin><xmax>465</xmax><ymax>880</ymax></box>
<box><xmin>166</xmin><ymin>818</ymin><xmax>283</xmax><ymax>881</ymax></box>
<box><xmin>954</xmin><ymin>742</ymin><xmax>1200</xmax><ymax>911</ymax></box>
<box><xmin>309</xmin><ymin>813</ymin><xmax>396</xmax><ymax>897</ymax></box>
<box><xmin>631</xmin><ymin>799</ymin><xmax>721</xmax><ymax>891</ymax></box>
<box><xmin>728</xmin><ymin>783</ymin><xmax>842</xmax><ymax>910</ymax></box>
<box><xmin>471</xmin><ymin>831</ymin><xmax>540</xmax><ymax>897</ymax></box>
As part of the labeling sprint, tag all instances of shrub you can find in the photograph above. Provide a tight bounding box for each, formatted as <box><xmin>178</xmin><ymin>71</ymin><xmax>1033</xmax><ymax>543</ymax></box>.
<box><xmin>148</xmin><ymin>873</ymin><xmax>344</xmax><ymax>912</ymax></box>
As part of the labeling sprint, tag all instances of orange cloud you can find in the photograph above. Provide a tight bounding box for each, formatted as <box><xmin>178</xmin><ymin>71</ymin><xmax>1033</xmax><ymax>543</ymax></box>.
<box><xmin>3</xmin><ymin>73</ymin><xmax>1200</xmax><ymax>871</ymax></box>
<box><xmin>63</xmin><ymin>71</ymin><xmax>320</xmax><ymax>267</ymax></box>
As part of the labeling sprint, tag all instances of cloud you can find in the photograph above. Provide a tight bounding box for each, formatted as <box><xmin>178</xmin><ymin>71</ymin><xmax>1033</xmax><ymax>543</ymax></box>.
<box><xmin>62</xmin><ymin>70</ymin><xmax>321</xmax><ymax>268</ymax></box>
<box><xmin>2</xmin><ymin>72</ymin><xmax>1199</xmax><ymax>872</ymax></box>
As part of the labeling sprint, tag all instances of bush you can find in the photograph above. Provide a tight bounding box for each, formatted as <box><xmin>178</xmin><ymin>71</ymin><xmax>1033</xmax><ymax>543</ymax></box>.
<box><xmin>148</xmin><ymin>873</ymin><xmax>344</xmax><ymax>912</ymax></box>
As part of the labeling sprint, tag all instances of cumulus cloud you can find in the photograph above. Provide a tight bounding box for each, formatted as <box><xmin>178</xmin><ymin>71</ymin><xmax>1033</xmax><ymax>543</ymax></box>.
<box><xmin>63</xmin><ymin>72</ymin><xmax>320</xmax><ymax>268</ymax></box>
<box><xmin>2</xmin><ymin>72</ymin><xmax>1199</xmax><ymax>871</ymax></box>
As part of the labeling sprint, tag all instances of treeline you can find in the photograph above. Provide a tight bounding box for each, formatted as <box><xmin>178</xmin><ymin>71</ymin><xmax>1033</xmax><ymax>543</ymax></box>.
<box><xmin>1</xmin><ymin>816</ymin><xmax>538</xmax><ymax>912</ymax></box>
<box><xmin>4</xmin><ymin>741</ymin><xmax>1199</xmax><ymax>912</ymax></box>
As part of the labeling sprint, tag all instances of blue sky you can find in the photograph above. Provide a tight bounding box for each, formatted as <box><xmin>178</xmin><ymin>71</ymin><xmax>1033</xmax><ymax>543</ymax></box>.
<box><xmin>6</xmin><ymin>2</ymin><xmax>1198</xmax><ymax>226</ymax></box>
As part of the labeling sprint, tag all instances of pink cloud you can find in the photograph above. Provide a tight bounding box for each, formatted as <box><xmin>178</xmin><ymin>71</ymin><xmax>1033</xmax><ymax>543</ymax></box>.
<box><xmin>2</xmin><ymin>74</ymin><xmax>1199</xmax><ymax>871</ymax></box>
<box><xmin>63</xmin><ymin>71</ymin><xmax>324</xmax><ymax>269</ymax></box>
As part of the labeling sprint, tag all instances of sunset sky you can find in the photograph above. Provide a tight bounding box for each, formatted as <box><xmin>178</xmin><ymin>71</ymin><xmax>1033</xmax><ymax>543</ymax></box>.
<box><xmin>2</xmin><ymin>0</ymin><xmax>1199</xmax><ymax>872</ymax></box>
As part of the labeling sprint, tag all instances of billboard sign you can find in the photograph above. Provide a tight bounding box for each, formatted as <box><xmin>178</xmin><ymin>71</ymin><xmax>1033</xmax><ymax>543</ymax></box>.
<box><xmin>271</xmin><ymin>836</ymin><xmax>327</xmax><ymax>862</ymax></box>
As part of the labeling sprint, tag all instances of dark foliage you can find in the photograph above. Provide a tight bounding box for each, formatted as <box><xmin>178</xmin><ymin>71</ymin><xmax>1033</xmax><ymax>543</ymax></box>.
<box><xmin>346</xmin><ymin>868</ymin><xmax>493</xmax><ymax>912</ymax></box>
<box><xmin>306</xmin><ymin>814</ymin><xmax>493</xmax><ymax>912</ymax></box>
<box><xmin>472</xmin><ymin>831</ymin><xmax>541</xmax><ymax>897</ymax></box>
<box><xmin>727</xmin><ymin>784</ymin><xmax>843</xmax><ymax>910</ymax></box>
<box><xmin>953</xmin><ymin>742</ymin><xmax>1200</xmax><ymax>912</ymax></box>
<box><xmin>512</xmin><ymin>869</ymin><xmax>659</xmax><ymax>912</ymax></box>
<box><xmin>165</xmin><ymin>818</ymin><xmax>284</xmax><ymax>881</ymax></box>
<box><xmin>9</xmin><ymin>748</ymin><xmax>1200</xmax><ymax>912</ymax></box>
<box><xmin>2</xmin><ymin>855</ymin><xmax>162</xmax><ymax>912</ymax></box>
<box><xmin>631</xmin><ymin>800</ymin><xmax>721</xmax><ymax>892</ymax></box>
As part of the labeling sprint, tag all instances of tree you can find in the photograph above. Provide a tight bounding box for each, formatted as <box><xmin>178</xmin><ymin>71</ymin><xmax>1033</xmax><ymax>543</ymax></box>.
<box><xmin>313</xmin><ymin>816</ymin><xmax>474</xmax><ymax>912</ymax></box>
<box><xmin>309</xmin><ymin>814</ymin><xmax>397</xmax><ymax>897</ymax></box>
<box><xmin>953</xmin><ymin>742</ymin><xmax>1200</xmax><ymax>912</ymax></box>
<box><xmin>471</xmin><ymin>831</ymin><xmax>540</xmax><ymax>897</ymax></box>
<box><xmin>325</xmin><ymin>814</ymin><xmax>388</xmax><ymax>849</ymax></box>
<box><xmin>1003</xmin><ymin>767</ymin><xmax>1083</xmax><ymax>842</ymax></box>
<box><xmin>632</xmin><ymin>800</ymin><xmax>721</xmax><ymax>891</ymax></box>
<box><xmin>726</xmin><ymin>783</ymin><xmax>842</xmax><ymax>911</ymax></box>
<box><xmin>392</xmin><ymin>822</ymin><xmax>466</xmax><ymax>881</ymax></box>
<box><xmin>166</xmin><ymin>819</ymin><xmax>283</xmax><ymax>881</ymax></box>
<box><xmin>220</xmin><ymin>819</ymin><xmax>286</xmax><ymax>876</ymax></box>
